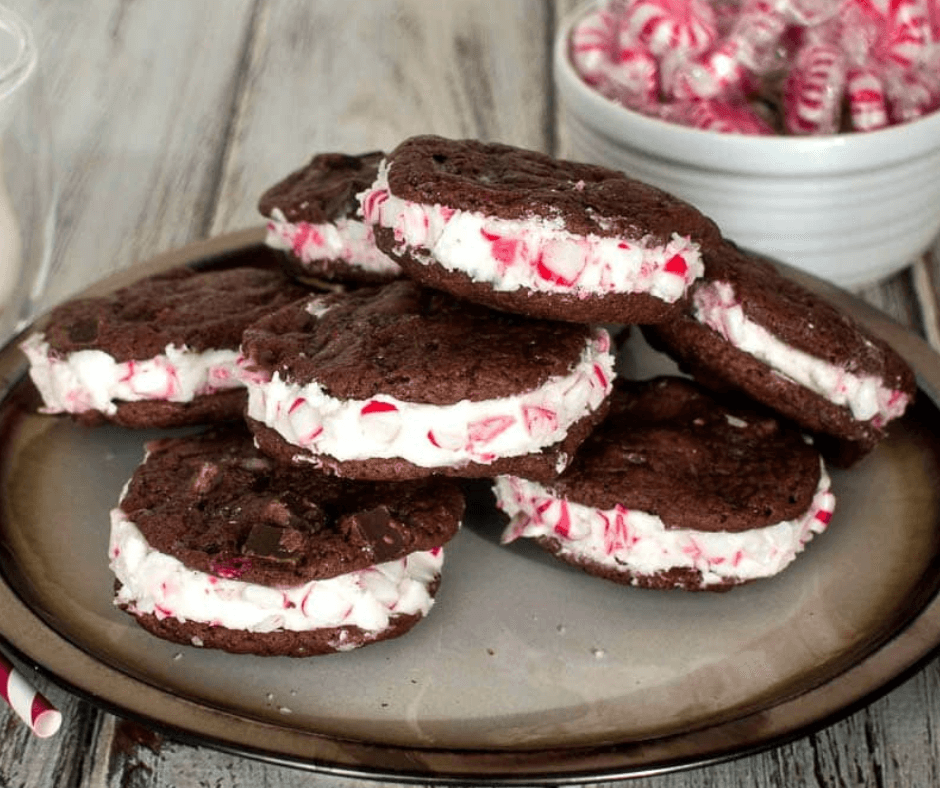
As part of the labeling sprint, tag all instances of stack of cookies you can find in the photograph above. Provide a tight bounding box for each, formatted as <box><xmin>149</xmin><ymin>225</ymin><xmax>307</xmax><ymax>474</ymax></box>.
<box><xmin>20</xmin><ymin>134</ymin><xmax>917</xmax><ymax>656</ymax></box>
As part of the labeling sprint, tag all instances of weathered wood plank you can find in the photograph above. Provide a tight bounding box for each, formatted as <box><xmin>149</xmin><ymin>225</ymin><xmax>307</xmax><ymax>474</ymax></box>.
<box><xmin>209</xmin><ymin>0</ymin><xmax>553</xmax><ymax>235</ymax></box>
<box><xmin>913</xmin><ymin>243</ymin><xmax>940</xmax><ymax>351</ymax></box>
<box><xmin>24</xmin><ymin>0</ymin><xmax>257</xmax><ymax>310</ymax></box>
<box><xmin>854</xmin><ymin>268</ymin><xmax>922</xmax><ymax>334</ymax></box>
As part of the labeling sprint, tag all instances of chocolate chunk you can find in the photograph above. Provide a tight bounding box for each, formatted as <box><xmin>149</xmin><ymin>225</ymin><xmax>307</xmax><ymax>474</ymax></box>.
<box><xmin>241</xmin><ymin>522</ymin><xmax>302</xmax><ymax>564</ymax></box>
<box><xmin>340</xmin><ymin>505</ymin><xmax>407</xmax><ymax>563</ymax></box>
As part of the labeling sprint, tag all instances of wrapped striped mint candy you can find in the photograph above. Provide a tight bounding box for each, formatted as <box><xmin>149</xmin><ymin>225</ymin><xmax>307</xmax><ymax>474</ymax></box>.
<box><xmin>667</xmin><ymin>0</ymin><xmax>785</xmax><ymax>104</ymax></box>
<box><xmin>570</xmin><ymin>7</ymin><xmax>660</xmax><ymax>109</ymax></box>
<box><xmin>621</xmin><ymin>0</ymin><xmax>718</xmax><ymax>58</ymax></box>
<box><xmin>846</xmin><ymin>66</ymin><xmax>890</xmax><ymax>130</ymax></box>
<box><xmin>885</xmin><ymin>64</ymin><xmax>940</xmax><ymax>122</ymax></box>
<box><xmin>669</xmin><ymin>40</ymin><xmax>748</xmax><ymax>100</ymax></box>
<box><xmin>838</xmin><ymin>0</ymin><xmax>931</xmax><ymax>69</ymax></box>
<box><xmin>607</xmin><ymin>43</ymin><xmax>660</xmax><ymax>108</ymax></box>
<box><xmin>569</xmin><ymin>6</ymin><xmax>621</xmax><ymax>88</ymax></box>
<box><xmin>837</xmin><ymin>0</ymin><xmax>934</xmax><ymax>129</ymax></box>
<box><xmin>569</xmin><ymin>0</ymin><xmax>940</xmax><ymax>134</ymax></box>
<box><xmin>661</xmin><ymin>97</ymin><xmax>776</xmax><ymax>133</ymax></box>
<box><xmin>783</xmin><ymin>41</ymin><xmax>847</xmax><ymax>133</ymax></box>
<box><xmin>730</xmin><ymin>0</ymin><xmax>791</xmax><ymax>73</ymax></box>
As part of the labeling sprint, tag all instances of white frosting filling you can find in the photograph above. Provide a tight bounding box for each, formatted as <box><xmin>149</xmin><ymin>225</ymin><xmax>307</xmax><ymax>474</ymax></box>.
<box><xmin>19</xmin><ymin>333</ymin><xmax>243</xmax><ymax>416</ymax></box>
<box><xmin>495</xmin><ymin>465</ymin><xmax>836</xmax><ymax>588</ymax></box>
<box><xmin>359</xmin><ymin>161</ymin><xmax>702</xmax><ymax>303</ymax></box>
<box><xmin>693</xmin><ymin>281</ymin><xmax>911</xmax><ymax>427</ymax></box>
<box><xmin>265</xmin><ymin>208</ymin><xmax>401</xmax><ymax>276</ymax></box>
<box><xmin>109</xmin><ymin>507</ymin><xmax>443</xmax><ymax>636</ymax></box>
<box><xmin>240</xmin><ymin>322</ymin><xmax>614</xmax><ymax>469</ymax></box>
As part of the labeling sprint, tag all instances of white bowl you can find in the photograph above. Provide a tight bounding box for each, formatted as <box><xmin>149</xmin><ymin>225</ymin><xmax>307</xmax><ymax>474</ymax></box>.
<box><xmin>554</xmin><ymin>3</ymin><xmax>940</xmax><ymax>287</ymax></box>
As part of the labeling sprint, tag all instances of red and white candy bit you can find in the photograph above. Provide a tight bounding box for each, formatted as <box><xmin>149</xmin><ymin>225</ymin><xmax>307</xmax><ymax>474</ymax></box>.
<box><xmin>0</xmin><ymin>652</ymin><xmax>62</xmax><ymax>738</ymax></box>
<box><xmin>847</xmin><ymin>66</ymin><xmax>890</xmax><ymax>129</ymax></box>
<box><xmin>623</xmin><ymin>0</ymin><xmax>719</xmax><ymax>58</ymax></box>
<box><xmin>783</xmin><ymin>42</ymin><xmax>847</xmax><ymax>133</ymax></box>
<box><xmin>360</xmin><ymin>399</ymin><xmax>402</xmax><ymax>443</ymax></box>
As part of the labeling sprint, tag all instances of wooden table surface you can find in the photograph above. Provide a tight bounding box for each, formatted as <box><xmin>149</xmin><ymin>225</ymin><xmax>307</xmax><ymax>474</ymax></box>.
<box><xmin>3</xmin><ymin>1</ymin><xmax>940</xmax><ymax>786</ymax></box>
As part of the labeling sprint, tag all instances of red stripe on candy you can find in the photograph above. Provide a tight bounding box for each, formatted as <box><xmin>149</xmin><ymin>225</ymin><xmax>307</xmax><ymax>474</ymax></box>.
<box><xmin>815</xmin><ymin>509</ymin><xmax>833</xmax><ymax>525</ymax></box>
<box><xmin>553</xmin><ymin>500</ymin><xmax>572</xmax><ymax>538</ymax></box>
<box><xmin>361</xmin><ymin>400</ymin><xmax>398</xmax><ymax>415</ymax></box>
<box><xmin>468</xmin><ymin>415</ymin><xmax>515</xmax><ymax>444</ymax></box>
<box><xmin>664</xmin><ymin>254</ymin><xmax>688</xmax><ymax>276</ymax></box>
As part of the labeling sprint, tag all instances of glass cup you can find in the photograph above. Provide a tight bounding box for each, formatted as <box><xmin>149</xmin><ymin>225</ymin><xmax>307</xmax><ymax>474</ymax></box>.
<box><xmin>0</xmin><ymin>3</ymin><xmax>55</xmax><ymax>344</ymax></box>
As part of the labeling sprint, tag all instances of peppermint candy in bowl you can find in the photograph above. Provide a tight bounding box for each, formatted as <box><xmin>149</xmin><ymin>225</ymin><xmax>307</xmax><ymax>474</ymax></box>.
<box><xmin>555</xmin><ymin>0</ymin><xmax>940</xmax><ymax>286</ymax></box>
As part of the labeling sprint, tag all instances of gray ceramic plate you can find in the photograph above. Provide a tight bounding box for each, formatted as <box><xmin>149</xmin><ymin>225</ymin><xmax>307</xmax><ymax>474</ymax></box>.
<box><xmin>2</xmin><ymin>228</ymin><xmax>940</xmax><ymax>784</ymax></box>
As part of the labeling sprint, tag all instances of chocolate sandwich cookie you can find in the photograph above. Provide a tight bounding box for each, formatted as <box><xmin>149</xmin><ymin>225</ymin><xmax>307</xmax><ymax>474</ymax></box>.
<box><xmin>109</xmin><ymin>425</ymin><xmax>464</xmax><ymax>656</ymax></box>
<box><xmin>359</xmin><ymin>135</ymin><xmax>722</xmax><ymax>324</ymax></box>
<box><xmin>20</xmin><ymin>261</ymin><xmax>310</xmax><ymax>428</ymax></box>
<box><xmin>496</xmin><ymin>376</ymin><xmax>836</xmax><ymax>591</ymax></box>
<box><xmin>642</xmin><ymin>243</ymin><xmax>916</xmax><ymax>462</ymax></box>
<box><xmin>239</xmin><ymin>279</ymin><xmax>615</xmax><ymax>481</ymax></box>
<box><xmin>259</xmin><ymin>151</ymin><xmax>402</xmax><ymax>285</ymax></box>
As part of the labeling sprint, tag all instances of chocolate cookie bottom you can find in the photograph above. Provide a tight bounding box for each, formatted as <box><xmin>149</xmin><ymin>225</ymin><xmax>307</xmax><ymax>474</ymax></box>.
<box><xmin>118</xmin><ymin>583</ymin><xmax>437</xmax><ymax>657</ymax></box>
<box><xmin>74</xmin><ymin>389</ymin><xmax>248</xmax><ymax>429</ymax></box>
<box><xmin>378</xmin><ymin>227</ymin><xmax>685</xmax><ymax>325</ymax></box>
<box><xmin>534</xmin><ymin>536</ymin><xmax>742</xmax><ymax>592</ymax></box>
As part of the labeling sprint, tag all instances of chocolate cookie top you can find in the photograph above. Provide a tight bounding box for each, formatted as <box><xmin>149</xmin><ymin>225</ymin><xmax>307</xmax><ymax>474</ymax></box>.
<box><xmin>258</xmin><ymin>151</ymin><xmax>384</xmax><ymax>224</ymax></box>
<box><xmin>240</xmin><ymin>279</ymin><xmax>595</xmax><ymax>404</ymax></box>
<box><xmin>43</xmin><ymin>261</ymin><xmax>310</xmax><ymax>362</ymax></box>
<box><xmin>119</xmin><ymin>426</ymin><xmax>464</xmax><ymax>586</ymax></box>
<box><xmin>551</xmin><ymin>376</ymin><xmax>822</xmax><ymax>532</ymax></box>
<box><xmin>383</xmin><ymin>135</ymin><xmax>721</xmax><ymax>246</ymax></box>
<box><xmin>703</xmin><ymin>242</ymin><xmax>915</xmax><ymax>387</ymax></box>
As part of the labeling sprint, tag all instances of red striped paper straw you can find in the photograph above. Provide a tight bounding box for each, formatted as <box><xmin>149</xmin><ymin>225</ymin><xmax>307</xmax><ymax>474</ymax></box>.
<box><xmin>0</xmin><ymin>651</ymin><xmax>62</xmax><ymax>738</ymax></box>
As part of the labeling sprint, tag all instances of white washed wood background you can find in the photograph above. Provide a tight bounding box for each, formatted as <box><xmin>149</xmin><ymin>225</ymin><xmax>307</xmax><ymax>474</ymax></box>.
<box><xmin>2</xmin><ymin>1</ymin><xmax>940</xmax><ymax>786</ymax></box>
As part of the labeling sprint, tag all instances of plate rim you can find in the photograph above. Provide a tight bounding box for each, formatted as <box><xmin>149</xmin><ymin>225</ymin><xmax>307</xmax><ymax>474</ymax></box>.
<box><xmin>2</xmin><ymin>228</ymin><xmax>940</xmax><ymax>784</ymax></box>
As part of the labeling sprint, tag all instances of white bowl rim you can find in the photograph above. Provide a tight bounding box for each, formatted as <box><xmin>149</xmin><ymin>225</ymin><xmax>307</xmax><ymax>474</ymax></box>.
<box><xmin>554</xmin><ymin>2</ymin><xmax>940</xmax><ymax>177</ymax></box>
